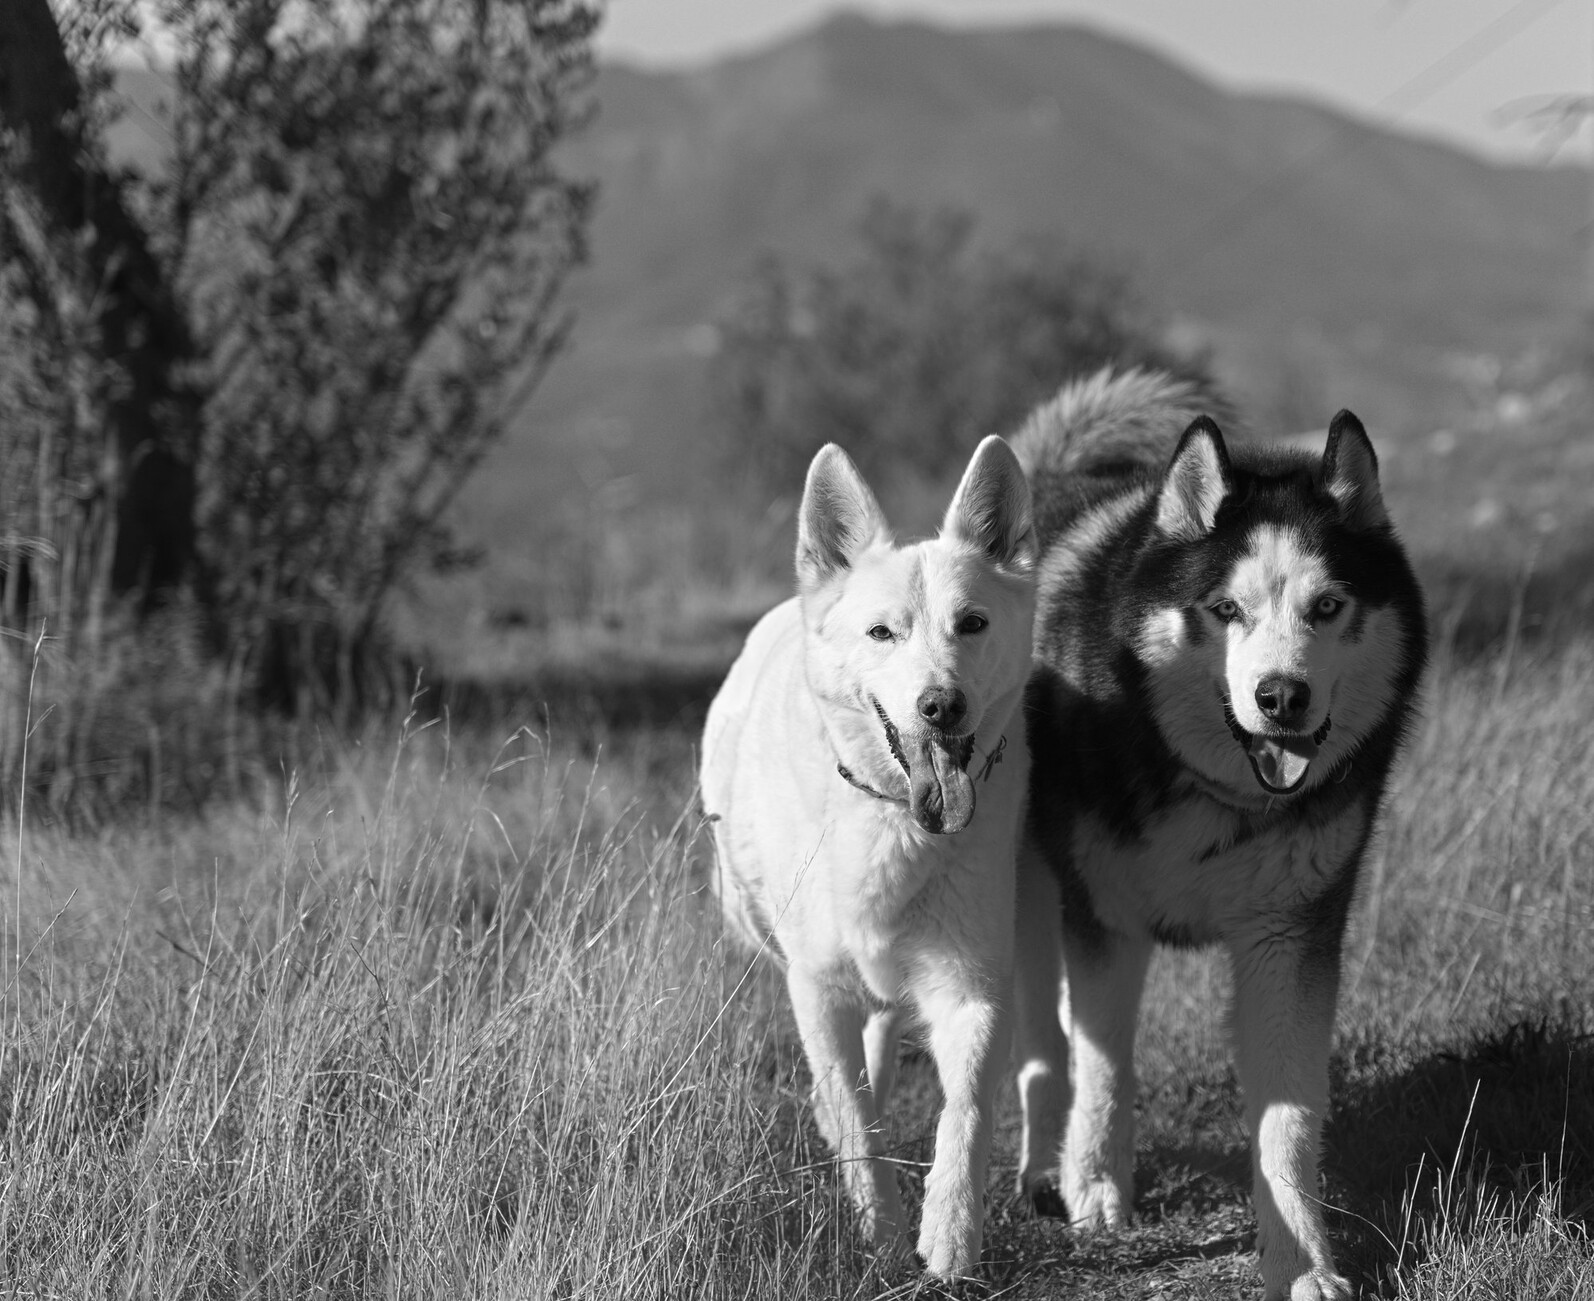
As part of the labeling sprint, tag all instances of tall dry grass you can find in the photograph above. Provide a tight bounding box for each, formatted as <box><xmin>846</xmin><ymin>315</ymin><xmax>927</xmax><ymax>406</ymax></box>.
<box><xmin>0</xmin><ymin>616</ymin><xmax>1589</xmax><ymax>1298</ymax></box>
<box><xmin>0</xmin><ymin>705</ymin><xmax>920</xmax><ymax>1297</ymax></box>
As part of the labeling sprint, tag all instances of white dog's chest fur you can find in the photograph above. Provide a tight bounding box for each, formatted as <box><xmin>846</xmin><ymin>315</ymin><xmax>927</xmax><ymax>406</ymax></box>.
<box><xmin>831</xmin><ymin>815</ymin><xmax>983</xmax><ymax>999</ymax></box>
<box><xmin>716</xmin><ymin>754</ymin><xmax>1026</xmax><ymax>1004</ymax></box>
<box><xmin>1071</xmin><ymin>792</ymin><xmax>1368</xmax><ymax>944</ymax></box>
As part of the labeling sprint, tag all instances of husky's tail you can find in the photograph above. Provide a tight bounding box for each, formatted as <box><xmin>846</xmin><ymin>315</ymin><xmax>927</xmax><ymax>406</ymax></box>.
<box><xmin>1009</xmin><ymin>366</ymin><xmax>1218</xmax><ymax>547</ymax></box>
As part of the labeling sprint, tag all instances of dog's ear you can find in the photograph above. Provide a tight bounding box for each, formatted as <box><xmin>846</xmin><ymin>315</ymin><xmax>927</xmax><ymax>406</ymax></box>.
<box><xmin>796</xmin><ymin>444</ymin><xmax>888</xmax><ymax>590</ymax></box>
<box><xmin>1155</xmin><ymin>416</ymin><xmax>1233</xmax><ymax>541</ymax></box>
<box><xmin>1320</xmin><ymin>409</ymin><xmax>1389</xmax><ymax>531</ymax></box>
<box><xmin>943</xmin><ymin>434</ymin><xmax>1034</xmax><ymax>569</ymax></box>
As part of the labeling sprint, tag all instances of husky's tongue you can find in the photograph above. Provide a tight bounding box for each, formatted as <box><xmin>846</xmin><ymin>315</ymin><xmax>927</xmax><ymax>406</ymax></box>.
<box><xmin>1246</xmin><ymin>732</ymin><xmax>1319</xmax><ymax>794</ymax></box>
<box><xmin>907</xmin><ymin>735</ymin><xmax>976</xmax><ymax>834</ymax></box>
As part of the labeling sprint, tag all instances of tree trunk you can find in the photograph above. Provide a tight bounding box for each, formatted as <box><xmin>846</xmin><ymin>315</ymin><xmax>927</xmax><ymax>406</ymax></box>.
<box><xmin>0</xmin><ymin>0</ymin><xmax>198</xmax><ymax>614</ymax></box>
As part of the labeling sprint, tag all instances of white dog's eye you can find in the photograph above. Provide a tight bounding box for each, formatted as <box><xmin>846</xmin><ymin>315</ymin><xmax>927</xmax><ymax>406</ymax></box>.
<box><xmin>867</xmin><ymin>624</ymin><xmax>894</xmax><ymax>642</ymax></box>
<box><xmin>1211</xmin><ymin>599</ymin><xmax>1241</xmax><ymax>623</ymax></box>
<box><xmin>1314</xmin><ymin>595</ymin><xmax>1345</xmax><ymax>619</ymax></box>
<box><xmin>957</xmin><ymin>613</ymin><xmax>988</xmax><ymax>635</ymax></box>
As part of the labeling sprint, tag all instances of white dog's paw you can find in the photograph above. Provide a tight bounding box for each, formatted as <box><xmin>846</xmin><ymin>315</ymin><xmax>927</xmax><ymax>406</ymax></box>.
<box><xmin>916</xmin><ymin>1200</ymin><xmax>981</xmax><ymax>1280</ymax></box>
<box><xmin>1266</xmin><ymin>1268</ymin><xmax>1352</xmax><ymax>1301</ymax></box>
<box><xmin>1060</xmin><ymin>1166</ymin><xmax>1133</xmax><ymax>1230</ymax></box>
<box><xmin>916</xmin><ymin>1227</ymin><xmax>980</xmax><ymax>1281</ymax></box>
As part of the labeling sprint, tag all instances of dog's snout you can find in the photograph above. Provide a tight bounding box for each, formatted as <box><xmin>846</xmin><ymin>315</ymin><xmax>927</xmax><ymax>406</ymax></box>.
<box><xmin>1254</xmin><ymin>675</ymin><xmax>1311</xmax><ymax>728</ymax></box>
<box><xmin>917</xmin><ymin>686</ymin><xmax>967</xmax><ymax>732</ymax></box>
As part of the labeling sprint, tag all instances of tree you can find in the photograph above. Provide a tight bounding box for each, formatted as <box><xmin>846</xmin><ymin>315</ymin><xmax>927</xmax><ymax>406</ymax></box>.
<box><xmin>0</xmin><ymin>0</ymin><xmax>199</xmax><ymax>640</ymax></box>
<box><xmin>711</xmin><ymin>199</ymin><xmax>1213</xmax><ymax>488</ymax></box>
<box><xmin>157</xmin><ymin>0</ymin><xmax>597</xmax><ymax>704</ymax></box>
<box><xmin>0</xmin><ymin>0</ymin><xmax>597</xmax><ymax>711</ymax></box>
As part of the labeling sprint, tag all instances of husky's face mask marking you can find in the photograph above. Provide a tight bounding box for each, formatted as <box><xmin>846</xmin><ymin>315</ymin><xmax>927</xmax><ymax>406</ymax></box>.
<box><xmin>1137</xmin><ymin>412</ymin><xmax>1406</xmax><ymax>801</ymax></box>
<box><xmin>1206</xmin><ymin>524</ymin><xmax>1344</xmax><ymax>793</ymax></box>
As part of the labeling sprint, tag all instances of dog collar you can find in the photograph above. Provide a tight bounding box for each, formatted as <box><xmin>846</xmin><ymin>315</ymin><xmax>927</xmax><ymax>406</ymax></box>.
<box><xmin>835</xmin><ymin>760</ymin><xmax>904</xmax><ymax>802</ymax></box>
<box><xmin>835</xmin><ymin>733</ymin><xmax>1008</xmax><ymax>802</ymax></box>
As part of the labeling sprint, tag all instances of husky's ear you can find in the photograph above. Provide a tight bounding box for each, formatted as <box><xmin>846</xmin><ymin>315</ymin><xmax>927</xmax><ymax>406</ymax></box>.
<box><xmin>1155</xmin><ymin>416</ymin><xmax>1233</xmax><ymax>542</ymax></box>
<box><xmin>796</xmin><ymin>444</ymin><xmax>888</xmax><ymax>590</ymax></box>
<box><xmin>943</xmin><ymin>434</ymin><xmax>1034</xmax><ymax>569</ymax></box>
<box><xmin>1321</xmin><ymin>409</ymin><xmax>1389</xmax><ymax>531</ymax></box>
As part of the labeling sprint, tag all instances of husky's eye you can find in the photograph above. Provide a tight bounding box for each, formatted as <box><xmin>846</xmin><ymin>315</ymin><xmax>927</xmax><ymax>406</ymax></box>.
<box><xmin>957</xmin><ymin>613</ymin><xmax>988</xmax><ymax>635</ymax></box>
<box><xmin>1210</xmin><ymin>599</ymin><xmax>1241</xmax><ymax>623</ymax></box>
<box><xmin>866</xmin><ymin>624</ymin><xmax>894</xmax><ymax>642</ymax></box>
<box><xmin>1314</xmin><ymin>595</ymin><xmax>1345</xmax><ymax>619</ymax></box>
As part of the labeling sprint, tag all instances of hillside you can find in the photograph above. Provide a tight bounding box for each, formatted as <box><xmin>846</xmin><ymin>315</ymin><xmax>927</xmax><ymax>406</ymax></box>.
<box><xmin>489</xmin><ymin>13</ymin><xmax>1582</xmax><ymax>545</ymax></box>
<box><xmin>106</xmin><ymin>15</ymin><xmax>1586</xmax><ymax>555</ymax></box>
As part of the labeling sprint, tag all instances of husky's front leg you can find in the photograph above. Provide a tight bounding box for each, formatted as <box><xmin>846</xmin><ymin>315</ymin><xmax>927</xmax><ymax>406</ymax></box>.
<box><xmin>1060</xmin><ymin>927</ymin><xmax>1151</xmax><ymax>1227</ymax></box>
<box><xmin>1013</xmin><ymin>842</ymin><xmax>1068</xmax><ymax>1208</ymax></box>
<box><xmin>786</xmin><ymin>964</ymin><xmax>906</xmax><ymax>1252</ymax></box>
<box><xmin>913</xmin><ymin>972</ymin><xmax>1010</xmax><ymax>1278</ymax></box>
<box><xmin>1229</xmin><ymin>931</ymin><xmax>1352</xmax><ymax>1301</ymax></box>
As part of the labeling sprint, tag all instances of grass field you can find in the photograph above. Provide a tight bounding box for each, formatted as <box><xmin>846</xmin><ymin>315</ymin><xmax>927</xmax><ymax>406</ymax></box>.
<box><xmin>3</xmin><ymin>391</ymin><xmax>1593</xmax><ymax>1297</ymax></box>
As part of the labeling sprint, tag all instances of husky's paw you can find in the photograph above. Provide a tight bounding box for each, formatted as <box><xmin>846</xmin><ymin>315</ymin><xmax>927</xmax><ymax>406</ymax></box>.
<box><xmin>1019</xmin><ymin>1172</ymin><xmax>1068</xmax><ymax>1220</ymax></box>
<box><xmin>1060</xmin><ymin>1170</ymin><xmax>1132</xmax><ymax>1230</ymax></box>
<box><xmin>1265</xmin><ymin>1268</ymin><xmax>1353</xmax><ymax>1301</ymax></box>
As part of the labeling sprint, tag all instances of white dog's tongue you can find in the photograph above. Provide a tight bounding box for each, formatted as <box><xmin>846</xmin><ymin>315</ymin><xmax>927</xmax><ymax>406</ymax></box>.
<box><xmin>1247</xmin><ymin>733</ymin><xmax>1319</xmax><ymax>793</ymax></box>
<box><xmin>908</xmin><ymin>737</ymin><xmax>976</xmax><ymax>834</ymax></box>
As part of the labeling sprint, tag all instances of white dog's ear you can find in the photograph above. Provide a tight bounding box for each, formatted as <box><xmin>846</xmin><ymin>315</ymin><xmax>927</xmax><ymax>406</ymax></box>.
<box><xmin>1321</xmin><ymin>409</ymin><xmax>1389</xmax><ymax>531</ymax></box>
<box><xmin>1156</xmin><ymin>415</ymin><xmax>1233</xmax><ymax>541</ymax></box>
<box><xmin>943</xmin><ymin>434</ymin><xmax>1034</xmax><ymax>569</ymax></box>
<box><xmin>796</xmin><ymin>444</ymin><xmax>888</xmax><ymax>589</ymax></box>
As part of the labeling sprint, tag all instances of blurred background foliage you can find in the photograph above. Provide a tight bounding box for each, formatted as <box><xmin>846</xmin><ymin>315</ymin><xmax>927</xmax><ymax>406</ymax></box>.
<box><xmin>710</xmin><ymin>197</ymin><xmax>1213</xmax><ymax>488</ymax></box>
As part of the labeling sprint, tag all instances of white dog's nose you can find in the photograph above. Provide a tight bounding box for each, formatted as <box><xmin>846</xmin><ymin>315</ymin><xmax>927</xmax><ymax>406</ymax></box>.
<box><xmin>917</xmin><ymin>686</ymin><xmax>967</xmax><ymax>732</ymax></box>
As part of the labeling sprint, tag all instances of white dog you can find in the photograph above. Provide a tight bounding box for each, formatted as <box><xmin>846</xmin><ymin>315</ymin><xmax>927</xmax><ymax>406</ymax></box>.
<box><xmin>701</xmin><ymin>436</ymin><xmax>1036</xmax><ymax>1278</ymax></box>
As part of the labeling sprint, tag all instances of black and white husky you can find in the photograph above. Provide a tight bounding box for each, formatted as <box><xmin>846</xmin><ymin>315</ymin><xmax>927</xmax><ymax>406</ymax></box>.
<box><xmin>1009</xmin><ymin>369</ymin><xmax>1427</xmax><ymax>1300</ymax></box>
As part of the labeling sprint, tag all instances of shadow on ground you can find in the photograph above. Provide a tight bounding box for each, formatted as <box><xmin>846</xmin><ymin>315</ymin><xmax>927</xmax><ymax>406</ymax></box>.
<box><xmin>1328</xmin><ymin>1011</ymin><xmax>1594</xmax><ymax>1293</ymax></box>
<box><xmin>847</xmin><ymin>1008</ymin><xmax>1594</xmax><ymax>1298</ymax></box>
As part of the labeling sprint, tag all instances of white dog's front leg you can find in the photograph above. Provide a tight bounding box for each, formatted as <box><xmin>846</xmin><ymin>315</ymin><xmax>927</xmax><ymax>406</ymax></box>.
<box><xmin>913</xmin><ymin>978</ymin><xmax>1010</xmax><ymax>1279</ymax></box>
<box><xmin>1061</xmin><ymin>928</ymin><xmax>1151</xmax><ymax>1228</ymax></box>
<box><xmin>1229</xmin><ymin>934</ymin><xmax>1352</xmax><ymax>1301</ymax></box>
<box><xmin>1013</xmin><ymin>844</ymin><xmax>1068</xmax><ymax>1209</ymax></box>
<box><xmin>785</xmin><ymin>964</ymin><xmax>905</xmax><ymax>1252</ymax></box>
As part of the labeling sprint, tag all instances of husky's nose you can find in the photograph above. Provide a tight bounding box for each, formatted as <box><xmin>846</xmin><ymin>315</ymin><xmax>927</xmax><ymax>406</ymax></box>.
<box><xmin>1255</xmin><ymin>675</ymin><xmax>1311</xmax><ymax>729</ymax></box>
<box><xmin>917</xmin><ymin>686</ymin><xmax>967</xmax><ymax>733</ymax></box>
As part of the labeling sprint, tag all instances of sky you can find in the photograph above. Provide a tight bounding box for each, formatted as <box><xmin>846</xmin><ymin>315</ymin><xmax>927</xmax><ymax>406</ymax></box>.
<box><xmin>597</xmin><ymin>0</ymin><xmax>1593</xmax><ymax>164</ymax></box>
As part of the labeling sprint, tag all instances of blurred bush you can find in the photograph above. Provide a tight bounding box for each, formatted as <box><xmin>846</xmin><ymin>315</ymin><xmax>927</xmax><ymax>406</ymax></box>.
<box><xmin>163</xmin><ymin>0</ymin><xmax>597</xmax><ymax>709</ymax></box>
<box><xmin>709</xmin><ymin>198</ymin><xmax>1215</xmax><ymax>488</ymax></box>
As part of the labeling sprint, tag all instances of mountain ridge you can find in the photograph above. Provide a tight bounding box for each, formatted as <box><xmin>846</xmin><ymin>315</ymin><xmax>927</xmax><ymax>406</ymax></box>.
<box><xmin>491</xmin><ymin>13</ymin><xmax>1581</xmax><ymax>543</ymax></box>
<box><xmin>104</xmin><ymin>15</ymin><xmax>1587</xmax><ymax>548</ymax></box>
